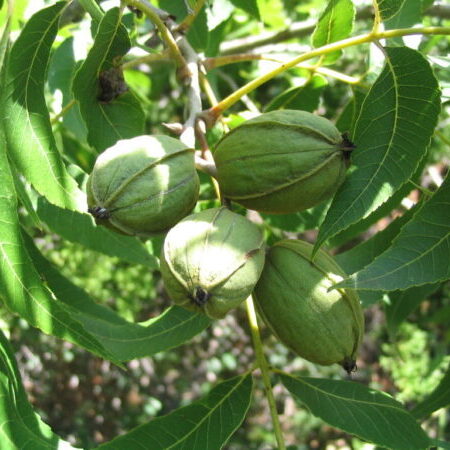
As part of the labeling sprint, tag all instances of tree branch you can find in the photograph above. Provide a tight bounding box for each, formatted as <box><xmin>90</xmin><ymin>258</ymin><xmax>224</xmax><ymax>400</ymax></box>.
<box><xmin>220</xmin><ymin>4</ymin><xmax>450</xmax><ymax>55</ymax></box>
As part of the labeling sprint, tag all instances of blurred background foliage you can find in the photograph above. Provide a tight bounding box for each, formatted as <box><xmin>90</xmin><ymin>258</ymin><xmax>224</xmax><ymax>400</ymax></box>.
<box><xmin>1</xmin><ymin>0</ymin><xmax>450</xmax><ymax>447</ymax></box>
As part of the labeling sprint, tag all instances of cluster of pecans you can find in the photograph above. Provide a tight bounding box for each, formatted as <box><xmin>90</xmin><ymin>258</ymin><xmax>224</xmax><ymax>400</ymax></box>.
<box><xmin>87</xmin><ymin>110</ymin><xmax>364</xmax><ymax>372</ymax></box>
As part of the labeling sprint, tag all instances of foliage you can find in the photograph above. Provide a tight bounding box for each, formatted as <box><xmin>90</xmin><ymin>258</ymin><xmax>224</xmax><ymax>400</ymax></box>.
<box><xmin>0</xmin><ymin>0</ymin><xmax>450</xmax><ymax>448</ymax></box>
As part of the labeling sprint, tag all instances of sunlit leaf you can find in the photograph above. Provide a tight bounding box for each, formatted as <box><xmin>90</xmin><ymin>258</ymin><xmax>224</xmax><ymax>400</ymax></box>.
<box><xmin>329</xmin><ymin>158</ymin><xmax>426</xmax><ymax>248</ymax></box>
<box><xmin>337</xmin><ymin>172</ymin><xmax>450</xmax><ymax>291</ymax></box>
<box><xmin>312</xmin><ymin>0</ymin><xmax>354</xmax><ymax>64</ymax></box>
<box><xmin>0</xmin><ymin>329</ymin><xmax>76</xmax><ymax>449</ymax></box>
<box><xmin>0</xmin><ymin>124</ymin><xmax>118</xmax><ymax>365</ymax></box>
<box><xmin>48</xmin><ymin>37</ymin><xmax>89</xmax><ymax>147</ymax></box>
<box><xmin>99</xmin><ymin>374</ymin><xmax>253</xmax><ymax>449</ymax></box>
<box><xmin>73</xmin><ymin>7</ymin><xmax>145</xmax><ymax>152</ymax></box>
<box><xmin>24</xmin><ymin>235</ymin><xmax>211</xmax><ymax>361</ymax></box>
<box><xmin>316</xmin><ymin>47</ymin><xmax>440</xmax><ymax>251</ymax></box>
<box><xmin>281</xmin><ymin>373</ymin><xmax>430</xmax><ymax>450</ymax></box>
<box><xmin>1</xmin><ymin>2</ymin><xmax>85</xmax><ymax>210</ymax></box>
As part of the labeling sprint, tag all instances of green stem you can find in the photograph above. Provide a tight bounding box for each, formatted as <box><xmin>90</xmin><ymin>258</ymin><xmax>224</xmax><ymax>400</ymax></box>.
<box><xmin>123</xmin><ymin>0</ymin><xmax>187</xmax><ymax>69</ymax></box>
<box><xmin>435</xmin><ymin>129</ymin><xmax>450</xmax><ymax>147</ymax></box>
<box><xmin>51</xmin><ymin>99</ymin><xmax>76</xmax><ymax>125</ymax></box>
<box><xmin>372</xmin><ymin>0</ymin><xmax>382</xmax><ymax>34</ymax></box>
<box><xmin>207</xmin><ymin>26</ymin><xmax>450</xmax><ymax>121</ymax></box>
<box><xmin>78</xmin><ymin>0</ymin><xmax>104</xmax><ymax>22</ymax></box>
<box><xmin>203</xmin><ymin>54</ymin><xmax>365</xmax><ymax>86</ymax></box>
<box><xmin>121</xmin><ymin>51</ymin><xmax>170</xmax><ymax>70</ymax></box>
<box><xmin>176</xmin><ymin>0</ymin><xmax>207</xmax><ymax>33</ymax></box>
<box><xmin>408</xmin><ymin>180</ymin><xmax>433</xmax><ymax>198</ymax></box>
<box><xmin>246</xmin><ymin>296</ymin><xmax>286</xmax><ymax>450</ymax></box>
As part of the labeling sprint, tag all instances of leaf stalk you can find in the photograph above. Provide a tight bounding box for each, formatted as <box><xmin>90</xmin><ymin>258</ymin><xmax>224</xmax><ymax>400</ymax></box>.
<box><xmin>245</xmin><ymin>296</ymin><xmax>286</xmax><ymax>450</ymax></box>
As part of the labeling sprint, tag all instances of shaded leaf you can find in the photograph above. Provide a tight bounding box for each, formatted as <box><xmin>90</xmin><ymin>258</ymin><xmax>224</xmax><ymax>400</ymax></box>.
<box><xmin>376</xmin><ymin>0</ymin><xmax>405</xmax><ymax>21</ymax></box>
<box><xmin>99</xmin><ymin>374</ymin><xmax>253</xmax><ymax>449</ymax></box>
<box><xmin>336</xmin><ymin>206</ymin><xmax>416</xmax><ymax>275</ymax></box>
<box><xmin>24</xmin><ymin>235</ymin><xmax>211</xmax><ymax>361</ymax></box>
<box><xmin>335</xmin><ymin>87</ymin><xmax>367</xmax><ymax>136</ymax></box>
<box><xmin>1</xmin><ymin>2</ymin><xmax>84</xmax><ymax>210</ymax></box>
<box><xmin>411</xmin><ymin>363</ymin><xmax>450</xmax><ymax>419</ymax></box>
<box><xmin>230</xmin><ymin>0</ymin><xmax>260</xmax><ymax>20</ymax></box>
<box><xmin>337</xmin><ymin>172</ymin><xmax>450</xmax><ymax>291</ymax></box>
<box><xmin>0</xmin><ymin>328</ymin><xmax>76</xmax><ymax>449</ymax></box>
<box><xmin>385</xmin><ymin>283</ymin><xmax>440</xmax><ymax>337</ymax></box>
<box><xmin>36</xmin><ymin>197</ymin><xmax>158</xmax><ymax>269</ymax></box>
<box><xmin>72</xmin><ymin>7</ymin><xmax>145</xmax><ymax>152</ymax></box>
<box><xmin>188</xmin><ymin>6</ymin><xmax>209</xmax><ymax>50</ymax></box>
<box><xmin>262</xmin><ymin>201</ymin><xmax>329</xmax><ymax>233</ymax></box>
<box><xmin>431</xmin><ymin>441</ymin><xmax>450</xmax><ymax>450</ymax></box>
<box><xmin>316</xmin><ymin>47</ymin><xmax>440</xmax><ymax>251</ymax></box>
<box><xmin>265</xmin><ymin>75</ymin><xmax>327</xmax><ymax>112</ymax></box>
<box><xmin>281</xmin><ymin>374</ymin><xmax>430</xmax><ymax>450</ymax></box>
<box><xmin>385</xmin><ymin>0</ymin><xmax>422</xmax><ymax>30</ymax></box>
<box><xmin>0</xmin><ymin>123</ymin><xmax>118</xmax><ymax>365</ymax></box>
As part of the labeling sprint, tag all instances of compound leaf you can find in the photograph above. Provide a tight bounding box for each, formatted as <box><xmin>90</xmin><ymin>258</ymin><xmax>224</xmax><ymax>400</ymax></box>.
<box><xmin>99</xmin><ymin>374</ymin><xmax>252</xmax><ymax>449</ymax></box>
<box><xmin>0</xmin><ymin>328</ymin><xmax>75</xmax><ymax>449</ymax></box>
<box><xmin>337</xmin><ymin>171</ymin><xmax>450</xmax><ymax>291</ymax></box>
<box><xmin>1</xmin><ymin>2</ymin><xmax>84</xmax><ymax>210</ymax></box>
<box><xmin>281</xmin><ymin>374</ymin><xmax>430</xmax><ymax>450</ymax></box>
<box><xmin>316</xmin><ymin>47</ymin><xmax>440</xmax><ymax>251</ymax></box>
<box><xmin>73</xmin><ymin>7</ymin><xmax>145</xmax><ymax>152</ymax></box>
<box><xmin>24</xmin><ymin>235</ymin><xmax>211</xmax><ymax>361</ymax></box>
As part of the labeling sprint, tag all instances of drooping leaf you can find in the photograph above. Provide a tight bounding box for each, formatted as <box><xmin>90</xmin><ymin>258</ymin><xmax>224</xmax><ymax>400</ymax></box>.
<box><xmin>0</xmin><ymin>328</ymin><xmax>76</xmax><ymax>449</ymax></box>
<box><xmin>281</xmin><ymin>374</ymin><xmax>430</xmax><ymax>450</ymax></box>
<box><xmin>312</xmin><ymin>0</ymin><xmax>354</xmax><ymax>64</ymax></box>
<box><xmin>265</xmin><ymin>74</ymin><xmax>327</xmax><ymax>112</ymax></box>
<box><xmin>24</xmin><ymin>235</ymin><xmax>211</xmax><ymax>361</ymax></box>
<box><xmin>385</xmin><ymin>283</ymin><xmax>440</xmax><ymax>337</ymax></box>
<box><xmin>376</xmin><ymin>0</ymin><xmax>406</xmax><ymax>21</ymax></box>
<box><xmin>0</xmin><ymin>122</ymin><xmax>118</xmax><ymax>365</ymax></box>
<box><xmin>230</xmin><ymin>0</ymin><xmax>260</xmax><ymax>20</ymax></box>
<box><xmin>99</xmin><ymin>374</ymin><xmax>253</xmax><ymax>449</ymax></box>
<box><xmin>72</xmin><ymin>7</ymin><xmax>145</xmax><ymax>152</ymax></box>
<box><xmin>1</xmin><ymin>2</ymin><xmax>85</xmax><ymax>210</ymax></box>
<box><xmin>316</xmin><ymin>47</ymin><xmax>440</xmax><ymax>251</ymax></box>
<box><xmin>411</xmin><ymin>363</ymin><xmax>450</xmax><ymax>419</ymax></box>
<box><xmin>336</xmin><ymin>172</ymin><xmax>450</xmax><ymax>291</ymax></box>
<box><xmin>36</xmin><ymin>197</ymin><xmax>158</xmax><ymax>269</ymax></box>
